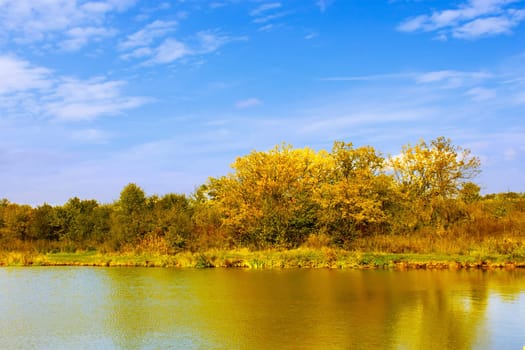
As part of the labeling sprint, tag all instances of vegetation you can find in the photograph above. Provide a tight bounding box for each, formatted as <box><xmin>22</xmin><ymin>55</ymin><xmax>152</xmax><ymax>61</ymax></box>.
<box><xmin>1</xmin><ymin>137</ymin><xmax>524</xmax><ymax>268</ymax></box>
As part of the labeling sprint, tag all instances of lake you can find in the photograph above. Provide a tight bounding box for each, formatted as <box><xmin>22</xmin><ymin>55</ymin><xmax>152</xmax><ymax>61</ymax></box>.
<box><xmin>1</xmin><ymin>267</ymin><xmax>525</xmax><ymax>349</ymax></box>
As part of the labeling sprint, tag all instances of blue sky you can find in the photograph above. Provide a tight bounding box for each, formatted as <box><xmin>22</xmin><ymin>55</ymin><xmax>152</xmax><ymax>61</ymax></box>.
<box><xmin>0</xmin><ymin>0</ymin><xmax>524</xmax><ymax>205</ymax></box>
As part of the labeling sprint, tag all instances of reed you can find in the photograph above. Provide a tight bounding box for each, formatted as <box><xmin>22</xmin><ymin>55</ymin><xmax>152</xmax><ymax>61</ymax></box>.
<box><xmin>2</xmin><ymin>246</ymin><xmax>525</xmax><ymax>269</ymax></box>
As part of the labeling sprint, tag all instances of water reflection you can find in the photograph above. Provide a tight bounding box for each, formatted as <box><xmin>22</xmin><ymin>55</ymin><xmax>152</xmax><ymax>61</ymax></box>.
<box><xmin>1</xmin><ymin>268</ymin><xmax>525</xmax><ymax>349</ymax></box>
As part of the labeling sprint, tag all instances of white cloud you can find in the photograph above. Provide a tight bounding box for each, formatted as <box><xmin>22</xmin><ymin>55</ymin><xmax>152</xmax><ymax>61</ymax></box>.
<box><xmin>304</xmin><ymin>32</ymin><xmax>319</xmax><ymax>40</ymax></box>
<box><xmin>119</xmin><ymin>20</ymin><xmax>178</xmax><ymax>50</ymax></box>
<box><xmin>258</xmin><ymin>24</ymin><xmax>281</xmax><ymax>32</ymax></box>
<box><xmin>45</xmin><ymin>78</ymin><xmax>149</xmax><ymax>121</ymax></box>
<box><xmin>197</xmin><ymin>30</ymin><xmax>241</xmax><ymax>53</ymax></box>
<box><xmin>235</xmin><ymin>98</ymin><xmax>262</xmax><ymax>109</ymax></box>
<box><xmin>321</xmin><ymin>70</ymin><xmax>492</xmax><ymax>88</ymax></box>
<box><xmin>415</xmin><ymin>70</ymin><xmax>491</xmax><ymax>88</ymax></box>
<box><xmin>299</xmin><ymin>108</ymin><xmax>433</xmax><ymax>134</ymax></box>
<box><xmin>121</xmin><ymin>27</ymin><xmax>241</xmax><ymax>65</ymax></box>
<box><xmin>0</xmin><ymin>0</ymin><xmax>136</xmax><ymax>49</ymax></box>
<box><xmin>321</xmin><ymin>73</ymin><xmax>415</xmax><ymax>82</ymax></box>
<box><xmin>253</xmin><ymin>11</ymin><xmax>290</xmax><ymax>24</ymax></box>
<box><xmin>249</xmin><ymin>1</ymin><xmax>291</xmax><ymax>27</ymax></box>
<box><xmin>0</xmin><ymin>55</ymin><xmax>148</xmax><ymax>121</ymax></box>
<box><xmin>453</xmin><ymin>10</ymin><xmax>525</xmax><ymax>38</ymax></box>
<box><xmin>313</xmin><ymin>66</ymin><xmax>525</xmax><ymax>148</ymax></box>
<box><xmin>0</xmin><ymin>56</ymin><xmax>52</xmax><ymax>94</ymax></box>
<box><xmin>148</xmin><ymin>38</ymin><xmax>193</xmax><ymax>64</ymax></box>
<box><xmin>120</xmin><ymin>47</ymin><xmax>153</xmax><ymax>60</ymax></box>
<box><xmin>105</xmin><ymin>0</ymin><xmax>136</xmax><ymax>11</ymax></box>
<box><xmin>60</xmin><ymin>26</ymin><xmax>116</xmax><ymax>51</ymax></box>
<box><xmin>465</xmin><ymin>87</ymin><xmax>497</xmax><ymax>101</ymax></box>
<box><xmin>70</xmin><ymin>128</ymin><xmax>111</xmax><ymax>143</ymax></box>
<box><xmin>316</xmin><ymin>0</ymin><xmax>334</xmax><ymax>12</ymax></box>
<box><xmin>250</xmin><ymin>2</ymin><xmax>282</xmax><ymax>16</ymax></box>
<box><xmin>398</xmin><ymin>0</ymin><xmax>525</xmax><ymax>39</ymax></box>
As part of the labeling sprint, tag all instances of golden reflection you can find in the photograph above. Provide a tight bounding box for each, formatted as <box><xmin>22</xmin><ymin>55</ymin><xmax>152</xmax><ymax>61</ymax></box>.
<box><xmin>101</xmin><ymin>269</ymin><xmax>519</xmax><ymax>349</ymax></box>
<box><xmin>4</xmin><ymin>268</ymin><xmax>523</xmax><ymax>349</ymax></box>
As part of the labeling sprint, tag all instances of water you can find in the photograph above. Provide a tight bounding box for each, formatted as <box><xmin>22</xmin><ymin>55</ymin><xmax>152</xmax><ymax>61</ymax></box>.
<box><xmin>1</xmin><ymin>268</ymin><xmax>525</xmax><ymax>349</ymax></box>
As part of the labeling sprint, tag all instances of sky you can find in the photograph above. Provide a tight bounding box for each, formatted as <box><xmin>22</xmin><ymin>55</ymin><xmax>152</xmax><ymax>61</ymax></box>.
<box><xmin>0</xmin><ymin>0</ymin><xmax>524</xmax><ymax>205</ymax></box>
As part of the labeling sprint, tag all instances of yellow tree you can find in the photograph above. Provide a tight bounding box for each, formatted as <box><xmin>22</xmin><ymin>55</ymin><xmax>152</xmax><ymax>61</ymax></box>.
<box><xmin>315</xmin><ymin>142</ymin><xmax>394</xmax><ymax>244</ymax></box>
<box><xmin>0</xmin><ymin>201</ymin><xmax>33</xmax><ymax>243</ymax></box>
<box><xmin>388</xmin><ymin>137</ymin><xmax>481</xmax><ymax>230</ymax></box>
<box><xmin>207</xmin><ymin>144</ymin><xmax>331</xmax><ymax>248</ymax></box>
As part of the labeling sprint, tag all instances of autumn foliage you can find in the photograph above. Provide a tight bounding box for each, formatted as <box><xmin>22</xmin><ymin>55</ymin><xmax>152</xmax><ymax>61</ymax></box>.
<box><xmin>1</xmin><ymin>137</ymin><xmax>524</xmax><ymax>254</ymax></box>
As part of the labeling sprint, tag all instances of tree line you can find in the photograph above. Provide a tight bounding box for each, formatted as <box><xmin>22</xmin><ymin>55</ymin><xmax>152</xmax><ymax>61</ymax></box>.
<box><xmin>1</xmin><ymin>137</ymin><xmax>523</xmax><ymax>253</ymax></box>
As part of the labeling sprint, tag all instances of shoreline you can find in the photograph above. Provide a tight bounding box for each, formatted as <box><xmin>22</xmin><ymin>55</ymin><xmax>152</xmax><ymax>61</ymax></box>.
<box><xmin>2</xmin><ymin>249</ymin><xmax>525</xmax><ymax>270</ymax></box>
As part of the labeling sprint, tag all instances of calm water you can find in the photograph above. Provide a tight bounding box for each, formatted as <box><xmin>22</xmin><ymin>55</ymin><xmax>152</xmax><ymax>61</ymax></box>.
<box><xmin>1</xmin><ymin>268</ymin><xmax>525</xmax><ymax>350</ymax></box>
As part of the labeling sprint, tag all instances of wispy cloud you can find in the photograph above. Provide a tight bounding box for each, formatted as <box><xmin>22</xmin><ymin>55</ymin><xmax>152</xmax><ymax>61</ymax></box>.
<box><xmin>258</xmin><ymin>24</ymin><xmax>282</xmax><ymax>32</ymax></box>
<box><xmin>465</xmin><ymin>87</ymin><xmax>497</xmax><ymax>101</ymax></box>
<box><xmin>0</xmin><ymin>0</ymin><xmax>136</xmax><ymax>50</ymax></box>
<box><xmin>70</xmin><ymin>128</ymin><xmax>111</xmax><ymax>143</ymax></box>
<box><xmin>147</xmin><ymin>38</ymin><xmax>192</xmax><ymax>64</ymax></box>
<box><xmin>250</xmin><ymin>2</ymin><xmax>282</xmax><ymax>17</ymax></box>
<box><xmin>45</xmin><ymin>78</ymin><xmax>149</xmax><ymax>121</ymax></box>
<box><xmin>235</xmin><ymin>97</ymin><xmax>263</xmax><ymax>109</ymax></box>
<box><xmin>398</xmin><ymin>0</ymin><xmax>525</xmax><ymax>40</ymax></box>
<box><xmin>314</xmin><ymin>66</ymin><xmax>525</xmax><ymax>180</ymax></box>
<box><xmin>119</xmin><ymin>20</ymin><xmax>178</xmax><ymax>50</ymax></box>
<box><xmin>0</xmin><ymin>56</ymin><xmax>52</xmax><ymax>94</ymax></box>
<box><xmin>321</xmin><ymin>70</ymin><xmax>493</xmax><ymax>88</ymax></box>
<box><xmin>304</xmin><ymin>32</ymin><xmax>319</xmax><ymax>40</ymax></box>
<box><xmin>60</xmin><ymin>26</ymin><xmax>117</xmax><ymax>51</ymax></box>
<box><xmin>453</xmin><ymin>11</ymin><xmax>525</xmax><ymax>38</ymax></box>
<box><xmin>120</xmin><ymin>23</ymin><xmax>242</xmax><ymax>65</ymax></box>
<box><xmin>249</xmin><ymin>1</ymin><xmax>291</xmax><ymax>31</ymax></box>
<box><xmin>253</xmin><ymin>11</ymin><xmax>291</xmax><ymax>24</ymax></box>
<box><xmin>317</xmin><ymin>0</ymin><xmax>334</xmax><ymax>13</ymax></box>
<box><xmin>197</xmin><ymin>30</ymin><xmax>234</xmax><ymax>53</ymax></box>
<box><xmin>299</xmin><ymin>108</ymin><xmax>431</xmax><ymax>135</ymax></box>
<box><xmin>321</xmin><ymin>73</ymin><xmax>415</xmax><ymax>82</ymax></box>
<box><xmin>0</xmin><ymin>55</ymin><xmax>148</xmax><ymax>121</ymax></box>
<box><xmin>415</xmin><ymin>70</ymin><xmax>492</xmax><ymax>88</ymax></box>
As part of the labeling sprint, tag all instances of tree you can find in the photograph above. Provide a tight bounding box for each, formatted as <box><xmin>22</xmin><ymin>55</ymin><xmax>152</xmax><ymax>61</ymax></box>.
<box><xmin>315</xmin><ymin>142</ymin><xmax>393</xmax><ymax>244</ymax></box>
<box><xmin>189</xmin><ymin>185</ymin><xmax>226</xmax><ymax>250</ymax></box>
<box><xmin>59</xmin><ymin>197</ymin><xmax>102</xmax><ymax>246</ymax></box>
<box><xmin>208</xmin><ymin>144</ymin><xmax>330</xmax><ymax>248</ymax></box>
<box><xmin>30</xmin><ymin>204</ymin><xmax>61</xmax><ymax>241</ymax></box>
<box><xmin>388</xmin><ymin>137</ymin><xmax>481</xmax><ymax>229</ymax></box>
<box><xmin>459</xmin><ymin>182</ymin><xmax>481</xmax><ymax>204</ymax></box>
<box><xmin>389</xmin><ymin>137</ymin><xmax>480</xmax><ymax>199</ymax></box>
<box><xmin>0</xmin><ymin>202</ymin><xmax>32</xmax><ymax>244</ymax></box>
<box><xmin>118</xmin><ymin>183</ymin><xmax>147</xmax><ymax>216</ymax></box>
<box><xmin>150</xmin><ymin>193</ymin><xmax>193</xmax><ymax>251</ymax></box>
<box><xmin>111</xmin><ymin>183</ymin><xmax>148</xmax><ymax>246</ymax></box>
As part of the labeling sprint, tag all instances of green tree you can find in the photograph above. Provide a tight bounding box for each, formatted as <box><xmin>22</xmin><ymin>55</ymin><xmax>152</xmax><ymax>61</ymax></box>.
<box><xmin>59</xmin><ymin>197</ymin><xmax>103</xmax><ymax>246</ymax></box>
<box><xmin>150</xmin><ymin>193</ymin><xmax>193</xmax><ymax>251</ymax></box>
<box><xmin>30</xmin><ymin>204</ymin><xmax>61</xmax><ymax>241</ymax></box>
<box><xmin>459</xmin><ymin>182</ymin><xmax>481</xmax><ymax>204</ymax></box>
<box><xmin>189</xmin><ymin>185</ymin><xmax>226</xmax><ymax>250</ymax></box>
<box><xmin>111</xmin><ymin>183</ymin><xmax>148</xmax><ymax>247</ymax></box>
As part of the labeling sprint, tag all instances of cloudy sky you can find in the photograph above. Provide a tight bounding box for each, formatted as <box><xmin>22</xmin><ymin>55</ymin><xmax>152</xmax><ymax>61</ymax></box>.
<box><xmin>0</xmin><ymin>0</ymin><xmax>524</xmax><ymax>205</ymax></box>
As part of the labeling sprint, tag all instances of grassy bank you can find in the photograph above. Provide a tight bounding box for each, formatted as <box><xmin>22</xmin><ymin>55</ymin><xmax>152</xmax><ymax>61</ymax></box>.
<box><xmin>2</xmin><ymin>248</ymin><xmax>525</xmax><ymax>269</ymax></box>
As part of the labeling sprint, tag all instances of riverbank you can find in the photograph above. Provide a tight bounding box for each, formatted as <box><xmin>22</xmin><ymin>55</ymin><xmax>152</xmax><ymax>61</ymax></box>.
<box><xmin>2</xmin><ymin>248</ymin><xmax>525</xmax><ymax>269</ymax></box>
